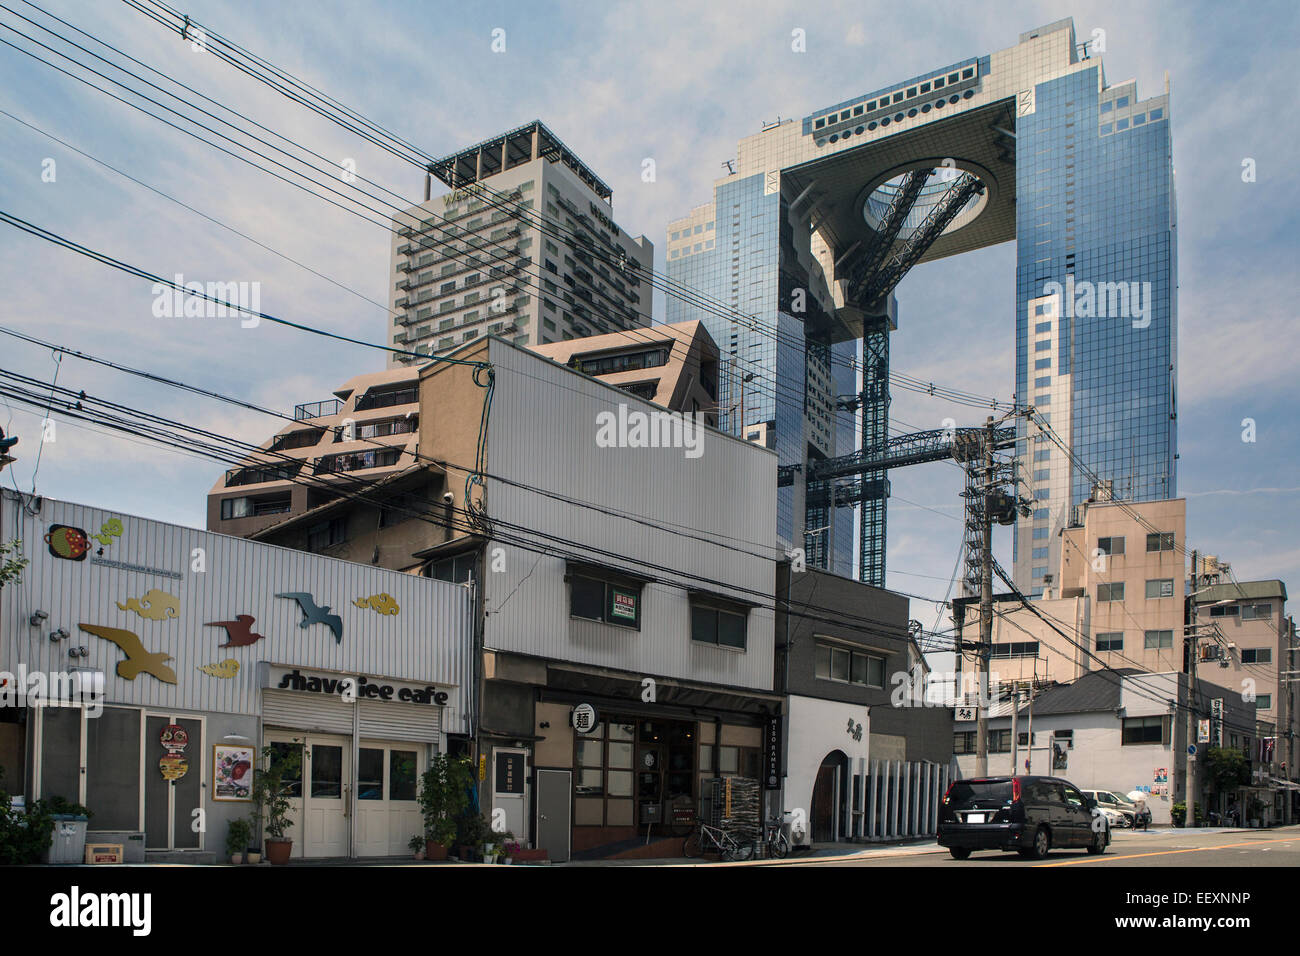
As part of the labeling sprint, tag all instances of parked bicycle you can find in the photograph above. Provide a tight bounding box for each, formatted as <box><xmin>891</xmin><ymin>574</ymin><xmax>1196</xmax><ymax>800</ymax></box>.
<box><xmin>682</xmin><ymin>819</ymin><xmax>754</xmax><ymax>862</ymax></box>
<box><xmin>762</xmin><ymin>814</ymin><xmax>790</xmax><ymax>859</ymax></box>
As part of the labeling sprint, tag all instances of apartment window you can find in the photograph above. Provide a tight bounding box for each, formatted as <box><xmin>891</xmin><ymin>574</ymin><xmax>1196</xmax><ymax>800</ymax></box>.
<box><xmin>1096</xmin><ymin>536</ymin><xmax>1125</xmax><ymax>556</ymax></box>
<box><xmin>1032</xmin><ymin>528</ymin><xmax>1049</xmax><ymax>540</ymax></box>
<box><xmin>306</xmin><ymin>517</ymin><xmax>347</xmax><ymax>552</ymax></box>
<box><xmin>1209</xmin><ymin>604</ymin><xmax>1240</xmax><ymax>618</ymax></box>
<box><xmin>1032</xmin><ymin>547</ymin><xmax>1049</xmax><ymax>560</ymax></box>
<box><xmin>1146</xmin><ymin>532</ymin><xmax>1175</xmax><ymax>552</ymax></box>
<box><xmin>1035</xmin><ymin>358</ymin><xmax>1051</xmax><ymax>370</ymax></box>
<box><xmin>814</xmin><ymin>642</ymin><xmax>886</xmax><ymax>687</ymax></box>
<box><xmin>1096</xmin><ymin>632</ymin><xmax>1124</xmax><ymax>652</ymax></box>
<box><xmin>1241</xmin><ymin>604</ymin><xmax>1273</xmax><ymax>621</ymax></box>
<box><xmin>1240</xmin><ymin>648</ymin><xmax>1271</xmax><ymax>664</ymax></box>
<box><xmin>988</xmin><ymin>730</ymin><xmax>1012</xmax><ymax>754</ymax></box>
<box><xmin>1255</xmin><ymin>694</ymin><xmax>1272</xmax><ymax>710</ymax></box>
<box><xmin>1143</xmin><ymin>630</ymin><xmax>1173</xmax><ymax>649</ymax></box>
<box><xmin>953</xmin><ymin>732</ymin><xmax>977</xmax><ymax>755</ymax></box>
<box><xmin>1035</xmin><ymin>340</ymin><xmax>1051</xmax><ymax>352</ymax></box>
<box><xmin>690</xmin><ymin>601</ymin><xmax>749</xmax><ymax>651</ymax></box>
<box><xmin>568</xmin><ymin>566</ymin><xmax>643</xmax><ymax>630</ymax></box>
<box><xmin>1122</xmin><ymin>716</ymin><xmax>1170</xmax><ymax>746</ymax></box>
<box><xmin>990</xmin><ymin>641</ymin><xmax>1039</xmax><ymax>659</ymax></box>
<box><xmin>1035</xmin><ymin>321</ymin><xmax>1052</xmax><ymax>334</ymax></box>
<box><xmin>220</xmin><ymin>494</ymin><xmax>291</xmax><ymax>520</ymax></box>
<box><xmin>1145</xmin><ymin>579</ymin><xmax>1175</xmax><ymax>599</ymax></box>
<box><xmin>1098</xmin><ymin>583</ymin><xmax>1124</xmax><ymax>602</ymax></box>
<box><xmin>429</xmin><ymin>550</ymin><xmax>475</xmax><ymax>584</ymax></box>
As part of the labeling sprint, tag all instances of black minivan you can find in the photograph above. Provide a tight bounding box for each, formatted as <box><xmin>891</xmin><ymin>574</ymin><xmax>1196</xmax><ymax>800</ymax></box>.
<box><xmin>937</xmin><ymin>775</ymin><xmax>1110</xmax><ymax>859</ymax></box>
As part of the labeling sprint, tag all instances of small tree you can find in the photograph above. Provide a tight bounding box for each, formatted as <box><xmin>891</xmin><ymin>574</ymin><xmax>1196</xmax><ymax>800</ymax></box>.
<box><xmin>418</xmin><ymin>754</ymin><xmax>473</xmax><ymax>846</ymax></box>
<box><xmin>250</xmin><ymin>745</ymin><xmax>302</xmax><ymax>842</ymax></box>
<box><xmin>1203</xmin><ymin>747</ymin><xmax>1251</xmax><ymax>793</ymax></box>
<box><xmin>0</xmin><ymin>540</ymin><xmax>29</xmax><ymax>589</ymax></box>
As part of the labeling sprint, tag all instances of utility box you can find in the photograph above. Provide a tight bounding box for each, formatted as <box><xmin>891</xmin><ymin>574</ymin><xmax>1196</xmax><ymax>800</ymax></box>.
<box><xmin>84</xmin><ymin>843</ymin><xmax>124</xmax><ymax>864</ymax></box>
<box><xmin>44</xmin><ymin>815</ymin><xmax>89</xmax><ymax>865</ymax></box>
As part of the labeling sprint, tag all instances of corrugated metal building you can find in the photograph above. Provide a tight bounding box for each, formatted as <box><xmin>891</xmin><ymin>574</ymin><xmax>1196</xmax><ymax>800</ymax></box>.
<box><xmin>0</xmin><ymin>489</ymin><xmax>473</xmax><ymax>860</ymax></box>
<box><xmin>418</xmin><ymin>336</ymin><xmax>781</xmax><ymax>860</ymax></box>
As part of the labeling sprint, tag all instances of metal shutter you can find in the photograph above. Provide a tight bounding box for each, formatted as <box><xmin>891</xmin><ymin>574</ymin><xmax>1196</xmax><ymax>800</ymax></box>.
<box><xmin>262</xmin><ymin>690</ymin><xmax>354</xmax><ymax>735</ymax></box>
<box><xmin>357</xmin><ymin>699</ymin><xmax>441</xmax><ymax>743</ymax></box>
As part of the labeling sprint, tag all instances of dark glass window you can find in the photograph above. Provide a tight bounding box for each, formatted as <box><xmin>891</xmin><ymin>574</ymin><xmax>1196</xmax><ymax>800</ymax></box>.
<box><xmin>358</xmin><ymin>748</ymin><xmax>384</xmax><ymax>800</ymax></box>
<box><xmin>390</xmin><ymin>750</ymin><xmax>418</xmax><ymax>801</ymax></box>
<box><xmin>571</xmin><ymin>576</ymin><xmax>605</xmax><ymax>621</ymax></box>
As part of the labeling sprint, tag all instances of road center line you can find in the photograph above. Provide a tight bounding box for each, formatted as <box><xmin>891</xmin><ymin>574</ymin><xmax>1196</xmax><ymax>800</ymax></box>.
<box><xmin>1036</xmin><ymin>836</ymin><xmax>1297</xmax><ymax>866</ymax></box>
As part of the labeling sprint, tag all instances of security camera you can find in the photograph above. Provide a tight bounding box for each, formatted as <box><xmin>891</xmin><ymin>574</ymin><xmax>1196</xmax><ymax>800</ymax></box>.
<box><xmin>442</xmin><ymin>491</ymin><xmax>455</xmax><ymax>505</ymax></box>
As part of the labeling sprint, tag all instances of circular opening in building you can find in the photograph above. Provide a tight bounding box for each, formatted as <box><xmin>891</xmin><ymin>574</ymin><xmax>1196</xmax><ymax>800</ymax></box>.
<box><xmin>921</xmin><ymin>104</ymin><xmax>931</xmax><ymax>113</ymax></box>
<box><xmin>861</xmin><ymin>164</ymin><xmax>989</xmax><ymax>240</ymax></box>
<box><xmin>963</xmin><ymin>89</ymin><xmax>975</xmax><ymax>99</ymax></box>
<box><xmin>935</xmin><ymin>100</ymin><xmax>944</xmax><ymax>109</ymax></box>
<box><xmin>908</xmin><ymin>108</ymin><xmax>918</xmax><ymax>117</ymax></box>
<box><xmin>880</xmin><ymin>117</ymin><xmax>890</xmax><ymax>126</ymax></box>
<box><xmin>868</xmin><ymin>121</ymin><xmax>877</xmax><ymax>130</ymax></box>
<box><xmin>949</xmin><ymin>94</ymin><xmax>960</xmax><ymax>104</ymax></box>
<box><xmin>894</xmin><ymin>113</ymin><xmax>904</xmax><ymax>122</ymax></box>
<box><xmin>855</xmin><ymin>126</ymin><xmax>865</xmax><ymax>134</ymax></box>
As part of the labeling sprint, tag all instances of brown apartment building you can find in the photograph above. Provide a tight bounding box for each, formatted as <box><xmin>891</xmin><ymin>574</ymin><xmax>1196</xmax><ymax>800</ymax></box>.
<box><xmin>206</xmin><ymin>322</ymin><xmax>720</xmax><ymax>567</ymax></box>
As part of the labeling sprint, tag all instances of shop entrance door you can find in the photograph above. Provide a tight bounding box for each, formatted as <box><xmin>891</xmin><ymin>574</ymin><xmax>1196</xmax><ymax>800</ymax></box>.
<box><xmin>536</xmin><ymin>769</ymin><xmax>571</xmax><ymax>863</ymax></box>
<box><xmin>354</xmin><ymin>741</ymin><xmax>423</xmax><ymax>857</ymax></box>
<box><xmin>143</xmin><ymin>713</ymin><xmax>204</xmax><ymax>852</ymax></box>
<box><xmin>264</xmin><ymin>732</ymin><xmax>350</xmax><ymax>858</ymax></box>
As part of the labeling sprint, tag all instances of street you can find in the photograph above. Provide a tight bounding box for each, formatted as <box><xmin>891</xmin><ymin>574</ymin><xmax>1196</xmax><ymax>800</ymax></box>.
<box><xmin>779</xmin><ymin>826</ymin><xmax>1300</xmax><ymax>868</ymax></box>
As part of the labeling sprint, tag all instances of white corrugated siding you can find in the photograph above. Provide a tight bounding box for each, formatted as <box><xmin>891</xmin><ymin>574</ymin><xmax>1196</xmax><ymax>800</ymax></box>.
<box><xmin>1</xmin><ymin>493</ymin><xmax>474</xmax><ymax>734</ymax></box>
<box><xmin>480</xmin><ymin>340</ymin><xmax>777</xmax><ymax>690</ymax></box>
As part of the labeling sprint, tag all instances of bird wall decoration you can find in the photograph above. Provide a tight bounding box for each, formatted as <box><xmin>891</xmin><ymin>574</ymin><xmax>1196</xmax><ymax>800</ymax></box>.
<box><xmin>79</xmin><ymin>623</ymin><xmax>177</xmax><ymax>684</ymax></box>
<box><xmin>276</xmin><ymin>592</ymin><xmax>344</xmax><ymax>643</ymax></box>
<box><xmin>205</xmin><ymin>615</ymin><xmax>265</xmax><ymax>648</ymax></box>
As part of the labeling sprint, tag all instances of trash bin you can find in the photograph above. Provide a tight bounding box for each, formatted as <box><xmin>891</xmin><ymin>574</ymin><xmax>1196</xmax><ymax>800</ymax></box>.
<box><xmin>44</xmin><ymin>814</ymin><xmax>90</xmax><ymax>864</ymax></box>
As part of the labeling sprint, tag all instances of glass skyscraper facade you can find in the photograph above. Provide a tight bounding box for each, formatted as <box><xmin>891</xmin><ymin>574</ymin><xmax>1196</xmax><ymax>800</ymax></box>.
<box><xmin>666</xmin><ymin>18</ymin><xmax>1176</xmax><ymax>590</ymax></box>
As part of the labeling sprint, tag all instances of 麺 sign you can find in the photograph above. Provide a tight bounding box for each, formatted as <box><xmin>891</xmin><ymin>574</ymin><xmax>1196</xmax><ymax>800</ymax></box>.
<box><xmin>264</xmin><ymin>665</ymin><xmax>450</xmax><ymax>706</ymax></box>
<box><xmin>572</xmin><ymin>702</ymin><xmax>599</xmax><ymax>734</ymax></box>
<box><xmin>609</xmin><ymin>587</ymin><xmax>638</xmax><ymax>623</ymax></box>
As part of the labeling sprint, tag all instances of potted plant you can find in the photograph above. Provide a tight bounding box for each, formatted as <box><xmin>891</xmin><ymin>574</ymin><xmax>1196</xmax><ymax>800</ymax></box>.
<box><xmin>482</xmin><ymin>841</ymin><xmax>499</xmax><ymax>864</ymax></box>
<box><xmin>250</xmin><ymin>744</ymin><xmax>302</xmax><ymax>865</ymax></box>
<box><xmin>454</xmin><ymin>809</ymin><xmax>492</xmax><ymax>861</ymax></box>
<box><xmin>41</xmin><ymin>795</ymin><xmax>92</xmax><ymax>865</ymax></box>
<box><xmin>225</xmin><ymin>818</ymin><xmax>251</xmax><ymax>865</ymax></box>
<box><xmin>417</xmin><ymin>754</ymin><xmax>472</xmax><ymax>861</ymax></box>
<box><xmin>408</xmin><ymin>835</ymin><xmax>426</xmax><ymax>860</ymax></box>
<box><xmin>502</xmin><ymin>835</ymin><xmax>521</xmax><ymax>865</ymax></box>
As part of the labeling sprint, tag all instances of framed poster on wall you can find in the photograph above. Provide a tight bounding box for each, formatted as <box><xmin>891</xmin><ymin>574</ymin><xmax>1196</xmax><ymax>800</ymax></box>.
<box><xmin>213</xmin><ymin>744</ymin><xmax>255</xmax><ymax>801</ymax></box>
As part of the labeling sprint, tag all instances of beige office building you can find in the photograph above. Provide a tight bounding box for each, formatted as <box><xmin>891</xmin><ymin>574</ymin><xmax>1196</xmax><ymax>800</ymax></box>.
<box><xmin>388</xmin><ymin>121</ymin><xmax>653</xmax><ymax>366</ymax></box>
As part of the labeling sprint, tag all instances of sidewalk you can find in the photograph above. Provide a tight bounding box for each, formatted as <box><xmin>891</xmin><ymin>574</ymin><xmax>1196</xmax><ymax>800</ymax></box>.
<box><xmin>557</xmin><ymin>838</ymin><xmax>946</xmax><ymax>867</ymax></box>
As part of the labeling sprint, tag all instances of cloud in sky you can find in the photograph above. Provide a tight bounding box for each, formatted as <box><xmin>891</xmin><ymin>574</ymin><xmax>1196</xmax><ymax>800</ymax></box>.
<box><xmin>0</xmin><ymin>0</ymin><xmax>1296</xmax><ymax>610</ymax></box>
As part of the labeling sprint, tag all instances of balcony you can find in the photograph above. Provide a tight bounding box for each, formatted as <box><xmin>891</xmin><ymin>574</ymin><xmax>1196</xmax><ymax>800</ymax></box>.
<box><xmin>294</xmin><ymin>399</ymin><xmax>343</xmax><ymax>421</ymax></box>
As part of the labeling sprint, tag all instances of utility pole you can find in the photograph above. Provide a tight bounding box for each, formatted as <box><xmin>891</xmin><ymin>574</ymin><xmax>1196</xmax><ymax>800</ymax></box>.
<box><xmin>975</xmin><ymin>415</ymin><xmax>995</xmax><ymax>778</ymax></box>
<box><xmin>1186</xmin><ymin>549</ymin><xmax>1199</xmax><ymax>828</ymax></box>
<box><xmin>1009</xmin><ymin>685</ymin><xmax>1019</xmax><ymax>777</ymax></box>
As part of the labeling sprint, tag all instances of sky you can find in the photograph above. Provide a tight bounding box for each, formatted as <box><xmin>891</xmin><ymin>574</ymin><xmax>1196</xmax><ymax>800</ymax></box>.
<box><xmin>0</xmin><ymin>0</ymin><xmax>1297</xmax><ymax>651</ymax></box>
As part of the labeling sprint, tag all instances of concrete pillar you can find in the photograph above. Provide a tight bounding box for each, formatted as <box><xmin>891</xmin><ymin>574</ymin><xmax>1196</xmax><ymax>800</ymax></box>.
<box><xmin>867</xmin><ymin>759</ymin><xmax>879</xmax><ymax>840</ymax></box>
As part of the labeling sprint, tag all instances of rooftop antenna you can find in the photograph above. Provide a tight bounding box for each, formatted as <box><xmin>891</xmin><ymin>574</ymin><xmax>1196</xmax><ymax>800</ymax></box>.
<box><xmin>721</xmin><ymin>160</ymin><xmax>736</xmax><ymax>175</ymax></box>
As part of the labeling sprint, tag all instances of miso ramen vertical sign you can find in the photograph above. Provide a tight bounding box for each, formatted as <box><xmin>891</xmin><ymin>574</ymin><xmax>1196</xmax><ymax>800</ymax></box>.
<box><xmin>762</xmin><ymin>714</ymin><xmax>782</xmax><ymax>789</ymax></box>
